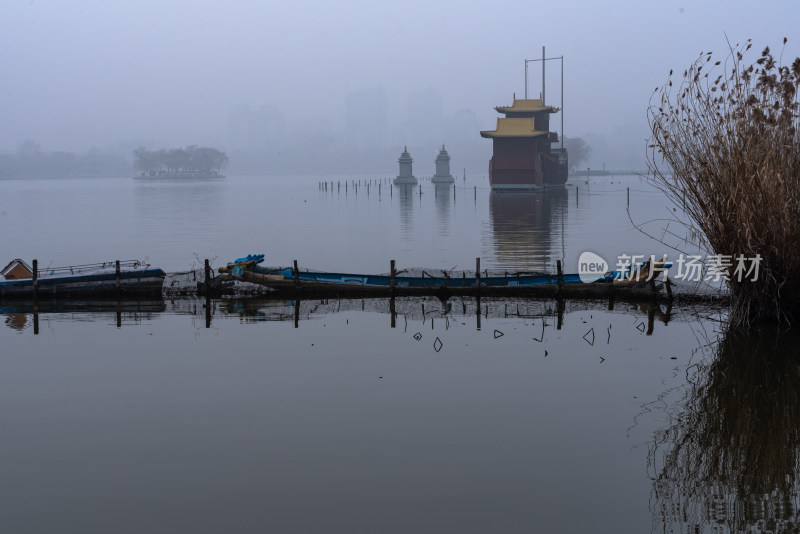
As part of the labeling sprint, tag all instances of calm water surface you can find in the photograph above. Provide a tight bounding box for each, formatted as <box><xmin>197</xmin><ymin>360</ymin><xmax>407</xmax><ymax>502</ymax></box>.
<box><xmin>0</xmin><ymin>173</ymin><xmax>680</xmax><ymax>273</ymax></box>
<box><xmin>1</xmin><ymin>175</ymin><xmax>795</xmax><ymax>533</ymax></box>
<box><xmin>1</xmin><ymin>296</ymin><xmax>710</xmax><ymax>533</ymax></box>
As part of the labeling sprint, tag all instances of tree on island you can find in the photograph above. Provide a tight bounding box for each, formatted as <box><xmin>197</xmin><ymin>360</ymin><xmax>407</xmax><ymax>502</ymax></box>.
<box><xmin>133</xmin><ymin>146</ymin><xmax>228</xmax><ymax>176</ymax></box>
<box><xmin>563</xmin><ymin>136</ymin><xmax>592</xmax><ymax>169</ymax></box>
<box><xmin>0</xmin><ymin>140</ymin><xmax>130</xmax><ymax>178</ymax></box>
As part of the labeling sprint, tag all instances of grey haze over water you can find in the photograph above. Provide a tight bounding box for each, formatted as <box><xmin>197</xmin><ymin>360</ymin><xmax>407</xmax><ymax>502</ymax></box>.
<box><xmin>2</xmin><ymin>0</ymin><xmax>798</xmax><ymax>171</ymax></box>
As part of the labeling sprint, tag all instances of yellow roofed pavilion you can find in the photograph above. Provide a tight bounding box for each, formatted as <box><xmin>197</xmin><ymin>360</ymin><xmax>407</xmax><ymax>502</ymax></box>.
<box><xmin>480</xmin><ymin>118</ymin><xmax>551</xmax><ymax>139</ymax></box>
<box><xmin>494</xmin><ymin>98</ymin><xmax>560</xmax><ymax>115</ymax></box>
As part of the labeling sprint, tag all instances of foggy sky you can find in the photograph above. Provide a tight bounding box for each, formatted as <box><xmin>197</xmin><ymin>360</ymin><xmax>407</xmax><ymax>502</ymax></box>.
<box><xmin>2</xmin><ymin>0</ymin><xmax>798</xmax><ymax>163</ymax></box>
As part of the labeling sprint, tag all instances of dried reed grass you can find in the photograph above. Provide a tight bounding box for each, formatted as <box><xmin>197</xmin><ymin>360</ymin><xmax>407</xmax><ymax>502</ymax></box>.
<box><xmin>648</xmin><ymin>38</ymin><xmax>800</xmax><ymax>326</ymax></box>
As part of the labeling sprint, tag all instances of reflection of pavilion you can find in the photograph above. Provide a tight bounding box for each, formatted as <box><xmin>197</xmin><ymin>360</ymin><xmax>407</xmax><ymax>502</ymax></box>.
<box><xmin>489</xmin><ymin>188</ymin><xmax>568</xmax><ymax>272</ymax></box>
<box><xmin>434</xmin><ymin>184</ymin><xmax>452</xmax><ymax>230</ymax></box>
<box><xmin>395</xmin><ymin>184</ymin><xmax>415</xmax><ymax>235</ymax></box>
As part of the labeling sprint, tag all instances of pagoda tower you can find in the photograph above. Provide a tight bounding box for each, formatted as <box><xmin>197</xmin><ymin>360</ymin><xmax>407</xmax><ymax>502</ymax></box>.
<box><xmin>431</xmin><ymin>145</ymin><xmax>455</xmax><ymax>184</ymax></box>
<box><xmin>393</xmin><ymin>146</ymin><xmax>418</xmax><ymax>185</ymax></box>
<box><xmin>480</xmin><ymin>97</ymin><xmax>568</xmax><ymax>189</ymax></box>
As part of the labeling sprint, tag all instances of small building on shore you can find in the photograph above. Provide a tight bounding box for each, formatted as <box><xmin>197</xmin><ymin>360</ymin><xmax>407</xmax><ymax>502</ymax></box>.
<box><xmin>394</xmin><ymin>146</ymin><xmax>418</xmax><ymax>185</ymax></box>
<box><xmin>0</xmin><ymin>259</ymin><xmax>32</xmax><ymax>280</ymax></box>
<box><xmin>431</xmin><ymin>145</ymin><xmax>455</xmax><ymax>184</ymax></box>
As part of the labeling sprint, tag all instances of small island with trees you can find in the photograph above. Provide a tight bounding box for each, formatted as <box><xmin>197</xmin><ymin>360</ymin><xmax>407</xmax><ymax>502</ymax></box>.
<box><xmin>133</xmin><ymin>146</ymin><xmax>228</xmax><ymax>178</ymax></box>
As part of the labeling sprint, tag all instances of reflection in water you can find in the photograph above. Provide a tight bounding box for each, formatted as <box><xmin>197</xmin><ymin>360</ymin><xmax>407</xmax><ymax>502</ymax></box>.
<box><xmin>134</xmin><ymin>177</ymin><xmax>226</xmax><ymax>240</ymax></box>
<box><xmin>489</xmin><ymin>188</ymin><xmax>568</xmax><ymax>272</ymax></box>
<box><xmin>650</xmin><ymin>330</ymin><xmax>800</xmax><ymax>531</ymax></box>
<box><xmin>0</xmin><ymin>299</ymin><xmax>167</xmax><ymax>332</ymax></box>
<box><xmin>203</xmin><ymin>296</ymin><xmax>671</xmax><ymax>336</ymax></box>
<box><xmin>1</xmin><ymin>296</ymin><xmax>674</xmax><ymax>336</ymax></box>
<box><xmin>434</xmin><ymin>184</ymin><xmax>452</xmax><ymax>234</ymax></box>
<box><xmin>5</xmin><ymin>314</ymin><xmax>27</xmax><ymax>331</ymax></box>
<box><xmin>395</xmin><ymin>184</ymin><xmax>416</xmax><ymax>236</ymax></box>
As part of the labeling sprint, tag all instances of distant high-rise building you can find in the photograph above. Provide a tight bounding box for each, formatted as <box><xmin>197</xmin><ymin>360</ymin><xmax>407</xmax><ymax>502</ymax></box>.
<box><xmin>406</xmin><ymin>87</ymin><xmax>443</xmax><ymax>145</ymax></box>
<box><xmin>443</xmin><ymin>108</ymin><xmax>480</xmax><ymax>144</ymax></box>
<box><xmin>228</xmin><ymin>104</ymin><xmax>285</xmax><ymax>152</ymax></box>
<box><xmin>345</xmin><ymin>87</ymin><xmax>388</xmax><ymax>150</ymax></box>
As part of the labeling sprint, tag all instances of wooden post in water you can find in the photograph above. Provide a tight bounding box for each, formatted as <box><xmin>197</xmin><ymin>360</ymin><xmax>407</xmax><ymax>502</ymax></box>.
<box><xmin>556</xmin><ymin>260</ymin><xmax>564</xmax><ymax>291</ymax></box>
<box><xmin>419</xmin><ymin>185</ymin><xmax>422</xmax><ymax>198</ymax></box>
<box><xmin>476</xmin><ymin>295</ymin><xmax>481</xmax><ymax>331</ymax></box>
<box><xmin>115</xmin><ymin>260</ymin><xmax>121</xmax><ymax>296</ymax></box>
<box><xmin>390</xmin><ymin>260</ymin><xmax>396</xmax><ymax>290</ymax></box>
<box><xmin>33</xmin><ymin>310</ymin><xmax>39</xmax><ymax>335</ymax></box>
<box><xmin>294</xmin><ymin>299</ymin><xmax>300</xmax><ymax>328</ymax></box>
<box><xmin>32</xmin><ymin>259</ymin><xmax>38</xmax><ymax>302</ymax></box>
<box><xmin>453</xmin><ymin>184</ymin><xmax>456</xmax><ymax>200</ymax></box>
<box><xmin>556</xmin><ymin>260</ymin><xmax>565</xmax><ymax>328</ymax></box>
<box><xmin>293</xmin><ymin>260</ymin><xmax>300</xmax><ymax>287</ymax></box>
<box><xmin>204</xmin><ymin>259</ymin><xmax>212</xmax><ymax>328</ymax></box>
<box><xmin>390</xmin><ymin>295</ymin><xmax>396</xmax><ymax>328</ymax></box>
<box><xmin>475</xmin><ymin>257</ymin><xmax>481</xmax><ymax>292</ymax></box>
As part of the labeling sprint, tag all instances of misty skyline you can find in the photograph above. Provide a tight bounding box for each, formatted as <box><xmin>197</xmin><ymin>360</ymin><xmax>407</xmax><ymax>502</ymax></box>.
<box><xmin>2</xmin><ymin>0</ymin><xmax>798</xmax><ymax>169</ymax></box>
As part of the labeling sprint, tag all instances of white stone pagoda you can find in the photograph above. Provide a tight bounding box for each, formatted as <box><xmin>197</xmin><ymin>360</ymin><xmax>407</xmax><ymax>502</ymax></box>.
<box><xmin>393</xmin><ymin>146</ymin><xmax>418</xmax><ymax>185</ymax></box>
<box><xmin>431</xmin><ymin>145</ymin><xmax>455</xmax><ymax>184</ymax></box>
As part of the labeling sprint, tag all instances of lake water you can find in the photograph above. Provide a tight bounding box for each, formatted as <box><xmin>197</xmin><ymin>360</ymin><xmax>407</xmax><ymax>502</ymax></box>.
<box><xmin>0</xmin><ymin>173</ymin><xmax>683</xmax><ymax>273</ymax></box>
<box><xmin>1</xmin><ymin>174</ymin><xmax>795</xmax><ymax>533</ymax></box>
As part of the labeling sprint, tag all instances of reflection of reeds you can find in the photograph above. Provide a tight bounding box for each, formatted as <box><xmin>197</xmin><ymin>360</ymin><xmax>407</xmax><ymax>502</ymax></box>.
<box><xmin>650</xmin><ymin>330</ymin><xmax>800</xmax><ymax>530</ymax></box>
<box><xmin>648</xmin><ymin>39</ymin><xmax>800</xmax><ymax>326</ymax></box>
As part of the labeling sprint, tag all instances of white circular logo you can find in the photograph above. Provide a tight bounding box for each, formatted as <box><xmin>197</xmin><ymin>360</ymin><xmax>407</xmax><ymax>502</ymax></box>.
<box><xmin>578</xmin><ymin>252</ymin><xmax>609</xmax><ymax>283</ymax></box>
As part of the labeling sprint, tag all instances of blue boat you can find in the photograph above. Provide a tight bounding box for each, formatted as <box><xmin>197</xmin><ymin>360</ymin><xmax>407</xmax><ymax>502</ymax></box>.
<box><xmin>218</xmin><ymin>255</ymin><xmax>672</xmax><ymax>299</ymax></box>
<box><xmin>0</xmin><ymin>259</ymin><xmax>166</xmax><ymax>298</ymax></box>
